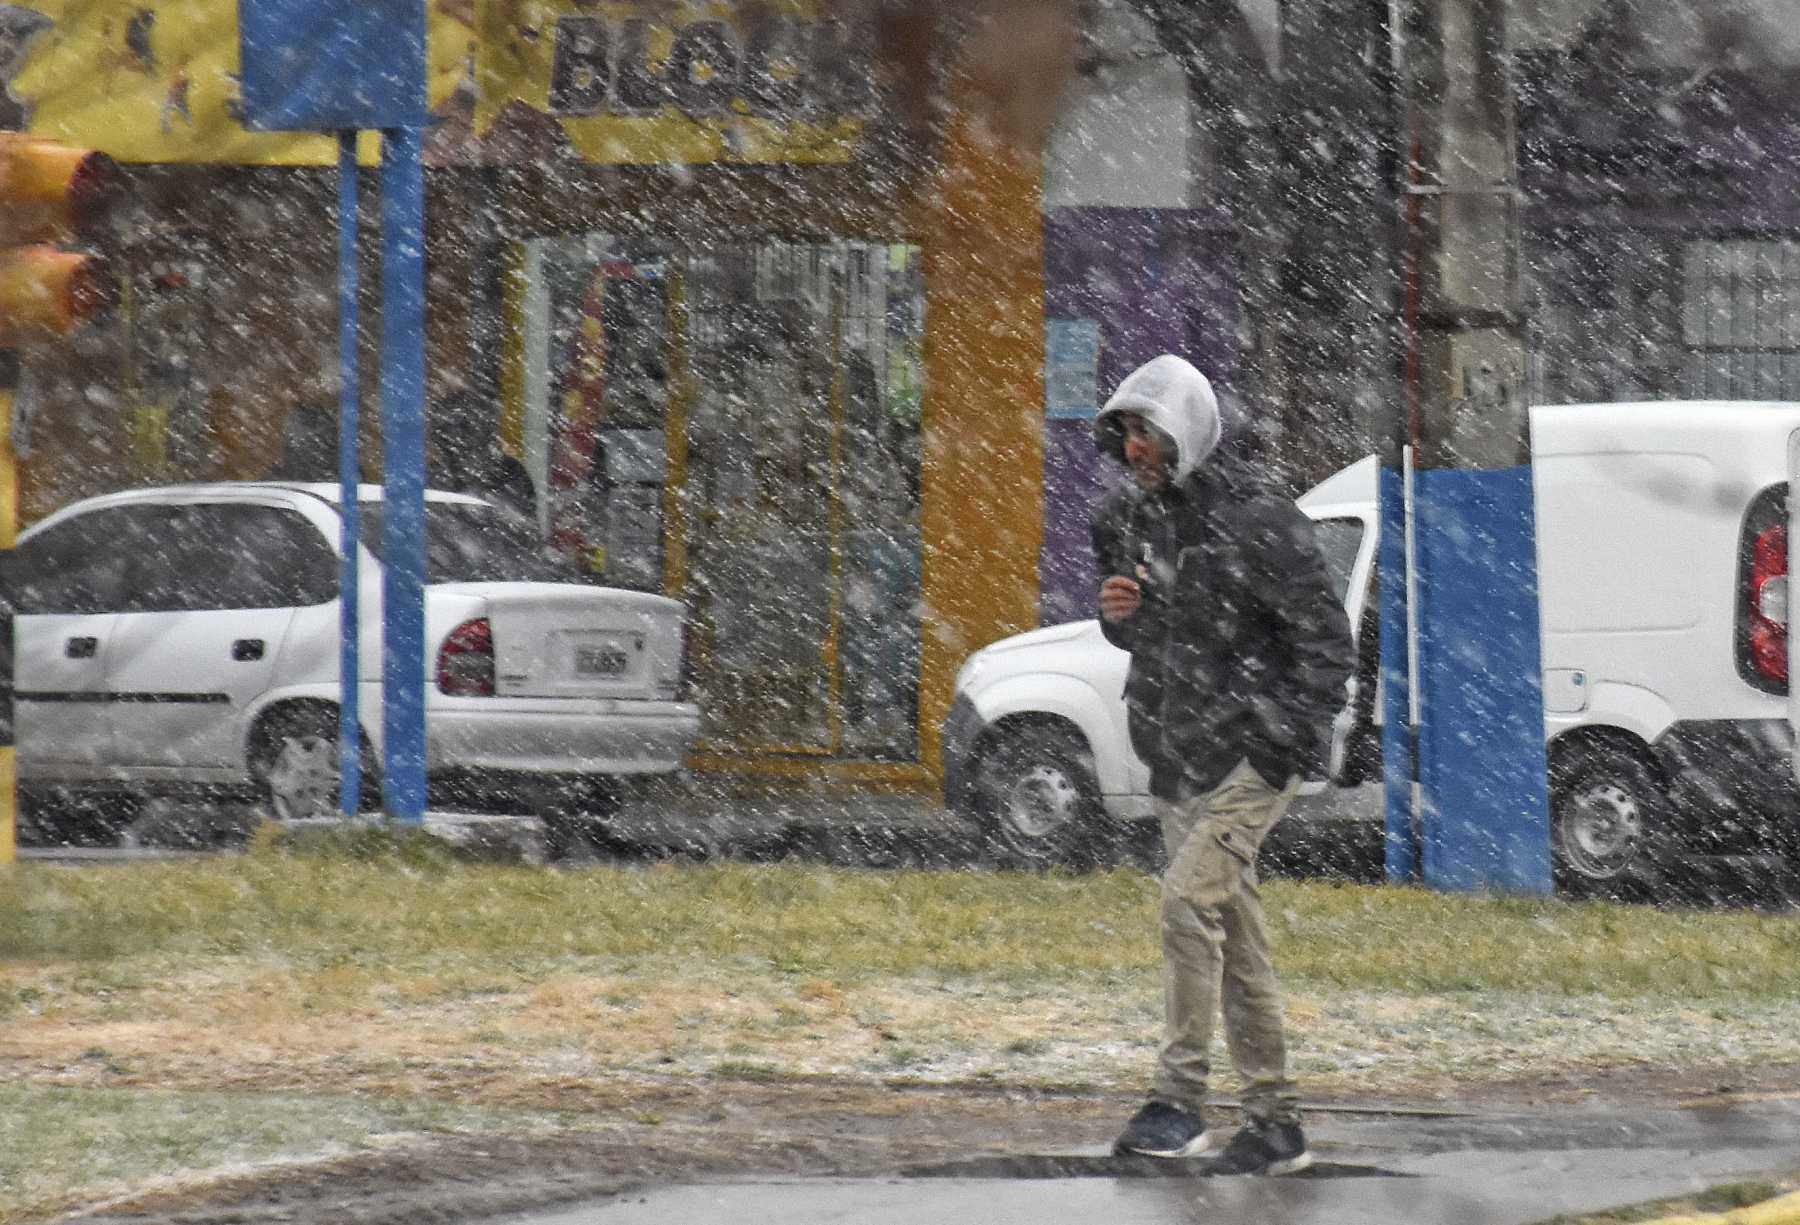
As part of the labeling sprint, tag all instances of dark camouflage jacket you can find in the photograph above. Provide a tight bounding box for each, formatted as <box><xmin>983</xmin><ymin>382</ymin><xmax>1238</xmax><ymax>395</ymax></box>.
<box><xmin>1091</xmin><ymin>455</ymin><xmax>1355</xmax><ymax>800</ymax></box>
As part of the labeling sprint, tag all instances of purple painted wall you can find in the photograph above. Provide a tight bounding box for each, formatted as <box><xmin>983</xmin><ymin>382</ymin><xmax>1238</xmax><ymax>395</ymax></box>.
<box><xmin>1038</xmin><ymin>207</ymin><xmax>1239</xmax><ymax>625</ymax></box>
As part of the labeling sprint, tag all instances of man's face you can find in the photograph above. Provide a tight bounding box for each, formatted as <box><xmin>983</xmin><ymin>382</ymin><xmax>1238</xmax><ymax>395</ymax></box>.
<box><xmin>1118</xmin><ymin>412</ymin><xmax>1174</xmax><ymax>491</ymax></box>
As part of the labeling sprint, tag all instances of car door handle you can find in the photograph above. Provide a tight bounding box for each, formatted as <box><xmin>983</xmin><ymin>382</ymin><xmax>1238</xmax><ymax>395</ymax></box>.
<box><xmin>65</xmin><ymin>636</ymin><xmax>98</xmax><ymax>659</ymax></box>
<box><xmin>231</xmin><ymin>639</ymin><xmax>266</xmax><ymax>662</ymax></box>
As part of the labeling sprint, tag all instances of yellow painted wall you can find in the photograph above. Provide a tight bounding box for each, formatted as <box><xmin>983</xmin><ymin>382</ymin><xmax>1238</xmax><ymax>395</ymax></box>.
<box><xmin>13</xmin><ymin>2</ymin><xmax>469</xmax><ymax>164</ymax></box>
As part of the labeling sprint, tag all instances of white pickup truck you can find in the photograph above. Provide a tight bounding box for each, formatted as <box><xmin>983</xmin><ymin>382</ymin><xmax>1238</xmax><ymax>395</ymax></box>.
<box><xmin>942</xmin><ymin>400</ymin><xmax>1798</xmax><ymax>894</ymax></box>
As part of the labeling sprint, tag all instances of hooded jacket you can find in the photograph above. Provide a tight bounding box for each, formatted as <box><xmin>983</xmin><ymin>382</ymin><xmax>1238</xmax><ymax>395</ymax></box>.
<box><xmin>1091</xmin><ymin>356</ymin><xmax>1354</xmax><ymax>799</ymax></box>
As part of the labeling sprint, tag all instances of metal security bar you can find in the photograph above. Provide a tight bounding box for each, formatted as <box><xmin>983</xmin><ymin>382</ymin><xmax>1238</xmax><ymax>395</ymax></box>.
<box><xmin>1682</xmin><ymin>239</ymin><xmax>1800</xmax><ymax>400</ymax></box>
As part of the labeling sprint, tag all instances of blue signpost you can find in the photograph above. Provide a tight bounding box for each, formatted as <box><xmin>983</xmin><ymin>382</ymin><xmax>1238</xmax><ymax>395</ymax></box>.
<box><xmin>336</xmin><ymin>130</ymin><xmax>362</xmax><ymax>815</ymax></box>
<box><xmin>239</xmin><ymin>0</ymin><xmax>430</xmax><ymax>823</ymax></box>
<box><xmin>376</xmin><ymin>124</ymin><xmax>429</xmax><ymax>822</ymax></box>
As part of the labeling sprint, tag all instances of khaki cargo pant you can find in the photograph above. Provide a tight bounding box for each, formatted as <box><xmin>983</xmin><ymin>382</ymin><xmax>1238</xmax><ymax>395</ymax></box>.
<box><xmin>1153</xmin><ymin>758</ymin><xmax>1302</xmax><ymax>1125</ymax></box>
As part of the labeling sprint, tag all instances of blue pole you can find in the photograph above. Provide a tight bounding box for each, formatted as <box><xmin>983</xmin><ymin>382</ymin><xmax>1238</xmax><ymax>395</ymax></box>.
<box><xmin>1378</xmin><ymin>462</ymin><xmax>1418</xmax><ymax>882</ymax></box>
<box><xmin>337</xmin><ymin>129</ymin><xmax>362</xmax><ymax>817</ymax></box>
<box><xmin>379</xmin><ymin>125</ymin><xmax>428</xmax><ymax>823</ymax></box>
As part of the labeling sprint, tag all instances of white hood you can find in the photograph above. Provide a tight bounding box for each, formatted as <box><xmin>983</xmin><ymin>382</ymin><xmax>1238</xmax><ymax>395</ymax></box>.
<box><xmin>1093</xmin><ymin>354</ymin><xmax>1221</xmax><ymax>483</ymax></box>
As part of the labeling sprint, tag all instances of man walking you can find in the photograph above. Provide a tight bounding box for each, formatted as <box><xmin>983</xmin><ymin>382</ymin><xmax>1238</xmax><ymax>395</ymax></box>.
<box><xmin>1092</xmin><ymin>355</ymin><xmax>1354</xmax><ymax>1174</ymax></box>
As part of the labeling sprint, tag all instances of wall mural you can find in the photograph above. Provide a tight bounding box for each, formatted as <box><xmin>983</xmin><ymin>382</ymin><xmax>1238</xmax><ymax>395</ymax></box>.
<box><xmin>1</xmin><ymin>0</ymin><xmax>869</xmax><ymax>165</ymax></box>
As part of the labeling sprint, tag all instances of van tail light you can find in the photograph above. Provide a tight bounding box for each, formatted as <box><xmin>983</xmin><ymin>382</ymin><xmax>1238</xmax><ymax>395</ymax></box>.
<box><xmin>1749</xmin><ymin>523</ymin><xmax>1787</xmax><ymax>684</ymax></box>
<box><xmin>1740</xmin><ymin>489</ymin><xmax>1788</xmax><ymax>692</ymax></box>
<box><xmin>437</xmin><ymin>617</ymin><xmax>495</xmax><ymax>696</ymax></box>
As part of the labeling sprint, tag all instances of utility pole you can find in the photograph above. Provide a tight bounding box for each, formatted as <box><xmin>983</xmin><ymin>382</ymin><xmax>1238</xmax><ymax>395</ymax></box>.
<box><xmin>1381</xmin><ymin>0</ymin><xmax>1551</xmax><ymax>892</ymax></box>
<box><xmin>1133</xmin><ymin>0</ymin><xmax>1397</xmax><ymax>492</ymax></box>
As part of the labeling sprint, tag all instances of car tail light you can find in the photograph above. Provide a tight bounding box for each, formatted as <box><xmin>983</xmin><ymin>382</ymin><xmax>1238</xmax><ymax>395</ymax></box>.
<box><xmin>437</xmin><ymin>617</ymin><xmax>495</xmax><ymax>696</ymax></box>
<box><xmin>1740</xmin><ymin>489</ymin><xmax>1788</xmax><ymax>692</ymax></box>
<box><xmin>657</xmin><ymin>621</ymin><xmax>687</xmax><ymax>701</ymax></box>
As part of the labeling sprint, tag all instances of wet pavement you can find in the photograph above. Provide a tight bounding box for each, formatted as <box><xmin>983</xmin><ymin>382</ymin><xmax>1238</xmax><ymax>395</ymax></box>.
<box><xmin>491</xmin><ymin>1101</ymin><xmax>1800</xmax><ymax>1225</ymax></box>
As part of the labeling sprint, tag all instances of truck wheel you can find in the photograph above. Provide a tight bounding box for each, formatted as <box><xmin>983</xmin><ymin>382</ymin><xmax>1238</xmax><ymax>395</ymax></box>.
<box><xmin>1550</xmin><ymin>745</ymin><xmax>1661</xmax><ymax>898</ymax></box>
<box><xmin>979</xmin><ymin>726</ymin><xmax>1108</xmax><ymax>870</ymax></box>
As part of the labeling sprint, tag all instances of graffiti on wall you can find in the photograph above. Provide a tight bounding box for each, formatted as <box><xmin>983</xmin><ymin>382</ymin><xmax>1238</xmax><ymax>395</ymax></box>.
<box><xmin>475</xmin><ymin>1</ymin><xmax>870</xmax><ymax>164</ymax></box>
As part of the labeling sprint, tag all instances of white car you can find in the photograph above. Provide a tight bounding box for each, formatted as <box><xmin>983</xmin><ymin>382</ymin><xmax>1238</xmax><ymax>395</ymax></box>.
<box><xmin>942</xmin><ymin>475</ymin><xmax>1380</xmax><ymax>873</ymax></box>
<box><xmin>8</xmin><ymin>482</ymin><xmax>699</xmax><ymax>847</ymax></box>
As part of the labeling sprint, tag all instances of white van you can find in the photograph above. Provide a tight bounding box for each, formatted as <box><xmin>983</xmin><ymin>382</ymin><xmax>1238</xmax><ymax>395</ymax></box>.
<box><xmin>943</xmin><ymin>400</ymin><xmax>1797</xmax><ymax>893</ymax></box>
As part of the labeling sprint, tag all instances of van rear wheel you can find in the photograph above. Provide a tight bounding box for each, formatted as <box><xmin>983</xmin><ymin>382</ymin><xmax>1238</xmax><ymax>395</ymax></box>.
<box><xmin>1550</xmin><ymin>745</ymin><xmax>1661</xmax><ymax>898</ymax></box>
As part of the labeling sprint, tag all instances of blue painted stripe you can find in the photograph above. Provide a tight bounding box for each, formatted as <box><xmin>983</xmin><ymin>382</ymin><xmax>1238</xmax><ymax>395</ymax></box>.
<box><xmin>1412</xmin><ymin>466</ymin><xmax>1553</xmax><ymax>895</ymax></box>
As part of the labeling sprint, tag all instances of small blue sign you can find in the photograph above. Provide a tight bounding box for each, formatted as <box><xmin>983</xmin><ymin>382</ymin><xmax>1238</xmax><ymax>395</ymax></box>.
<box><xmin>1045</xmin><ymin>318</ymin><xmax>1101</xmax><ymax>420</ymax></box>
<box><xmin>239</xmin><ymin>0</ymin><xmax>428</xmax><ymax>132</ymax></box>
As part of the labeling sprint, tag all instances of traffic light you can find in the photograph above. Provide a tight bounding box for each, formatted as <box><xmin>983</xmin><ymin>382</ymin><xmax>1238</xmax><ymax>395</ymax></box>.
<box><xmin>0</xmin><ymin>136</ymin><xmax>116</xmax><ymax>864</ymax></box>
<box><xmin>0</xmin><ymin>135</ymin><xmax>118</xmax><ymax>343</ymax></box>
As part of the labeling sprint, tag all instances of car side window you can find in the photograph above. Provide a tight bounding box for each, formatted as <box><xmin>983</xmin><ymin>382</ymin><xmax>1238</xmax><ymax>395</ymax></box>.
<box><xmin>9</xmin><ymin>508</ymin><xmax>144</xmax><ymax>614</ymax></box>
<box><xmin>117</xmin><ymin>504</ymin><xmax>338</xmax><ymax>612</ymax></box>
<box><xmin>128</xmin><ymin>506</ymin><xmax>205</xmax><ymax>613</ymax></box>
<box><xmin>196</xmin><ymin>505</ymin><xmax>339</xmax><ymax>610</ymax></box>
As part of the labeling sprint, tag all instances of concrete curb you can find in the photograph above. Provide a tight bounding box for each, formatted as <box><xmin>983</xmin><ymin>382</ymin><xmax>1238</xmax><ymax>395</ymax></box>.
<box><xmin>1641</xmin><ymin>1189</ymin><xmax>1800</xmax><ymax>1225</ymax></box>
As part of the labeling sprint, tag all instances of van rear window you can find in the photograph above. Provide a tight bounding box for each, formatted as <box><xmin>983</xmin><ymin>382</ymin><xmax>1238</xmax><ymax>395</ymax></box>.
<box><xmin>1312</xmin><ymin>518</ymin><xmax>1363</xmax><ymax>605</ymax></box>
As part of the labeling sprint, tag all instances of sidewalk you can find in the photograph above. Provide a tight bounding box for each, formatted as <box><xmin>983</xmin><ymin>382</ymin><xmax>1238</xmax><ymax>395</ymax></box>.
<box><xmin>493</xmin><ymin>1100</ymin><xmax>1800</xmax><ymax>1225</ymax></box>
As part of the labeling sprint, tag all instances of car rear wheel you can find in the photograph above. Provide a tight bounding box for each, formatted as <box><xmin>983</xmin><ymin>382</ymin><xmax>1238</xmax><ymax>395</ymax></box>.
<box><xmin>254</xmin><ymin>706</ymin><xmax>374</xmax><ymax>822</ymax></box>
<box><xmin>529</xmin><ymin>775</ymin><xmax>629</xmax><ymax>863</ymax></box>
<box><xmin>979</xmin><ymin>726</ymin><xmax>1109</xmax><ymax>870</ymax></box>
<box><xmin>1550</xmin><ymin>744</ymin><xmax>1662</xmax><ymax>898</ymax></box>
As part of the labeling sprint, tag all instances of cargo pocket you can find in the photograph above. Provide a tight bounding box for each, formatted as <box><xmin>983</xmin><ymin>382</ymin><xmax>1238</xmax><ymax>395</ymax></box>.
<box><xmin>1166</xmin><ymin>819</ymin><xmax>1256</xmax><ymax>911</ymax></box>
<box><xmin>1215</xmin><ymin>824</ymin><xmax>1258</xmax><ymax>867</ymax></box>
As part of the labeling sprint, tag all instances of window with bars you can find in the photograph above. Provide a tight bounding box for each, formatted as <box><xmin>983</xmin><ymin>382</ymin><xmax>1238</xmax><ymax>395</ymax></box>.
<box><xmin>1682</xmin><ymin>240</ymin><xmax>1800</xmax><ymax>400</ymax></box>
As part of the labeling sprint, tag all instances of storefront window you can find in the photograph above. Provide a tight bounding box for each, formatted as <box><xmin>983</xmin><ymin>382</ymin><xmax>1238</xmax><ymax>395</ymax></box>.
<box><xmin>517</xmin><ymin>236</ymin><xmax>925</xmax><ymax>761</ymax></box>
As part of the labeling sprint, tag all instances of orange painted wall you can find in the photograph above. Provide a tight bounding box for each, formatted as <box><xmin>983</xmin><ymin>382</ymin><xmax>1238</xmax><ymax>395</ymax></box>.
<box><xmin>912</xmin><ymin>110</ymin><xmax>1047</xmax><ymax>778</ymax></box>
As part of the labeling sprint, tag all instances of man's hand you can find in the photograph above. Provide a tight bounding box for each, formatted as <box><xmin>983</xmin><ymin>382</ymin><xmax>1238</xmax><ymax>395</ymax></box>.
<box><xmin>1100</xmin><ymin>575</ymin><xmax>1142</xmax><ymax>623</ymax></box>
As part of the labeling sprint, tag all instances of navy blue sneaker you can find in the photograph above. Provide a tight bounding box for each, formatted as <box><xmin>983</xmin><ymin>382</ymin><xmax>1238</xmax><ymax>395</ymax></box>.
<box><xmin>1211</xmin><ymin>1119</ymin><xmax>1313</xmax><ymax>1175</ymax></box>
<box><xmin>1113</xmin><ymin>1101</ymin><xmax>1211</xmax><ymax>1157</ymax></box>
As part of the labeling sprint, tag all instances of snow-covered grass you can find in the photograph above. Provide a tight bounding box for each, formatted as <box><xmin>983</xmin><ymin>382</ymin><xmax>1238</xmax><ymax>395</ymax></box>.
<box><xmin>0</xmin><ymin>1082</ymin><xmax>538</xmax><ymax>1225</ymax></box>
<box><xmin>8</xmin><ymin>846</ymin><xmax>1800</xmax><ymax>1099</ymax></box>
<box><xmin>5</xmin><ymin>846</ymin><xmax>1800</xmax><ymax>1220</ymax></box>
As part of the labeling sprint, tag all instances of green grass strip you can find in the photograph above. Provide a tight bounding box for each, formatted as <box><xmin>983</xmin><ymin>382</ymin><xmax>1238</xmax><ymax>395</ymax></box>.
<box><xmin>5</xmin><ymin>848</ymin><xmax>1799</xmax><ymax>999</ymax></box>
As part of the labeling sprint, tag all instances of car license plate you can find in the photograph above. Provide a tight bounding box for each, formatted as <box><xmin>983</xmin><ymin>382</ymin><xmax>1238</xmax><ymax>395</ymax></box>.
<box><xmin>575</xmin><ymin>642</ymin><xmax>634</xmax><ymax>676</ymax></box>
